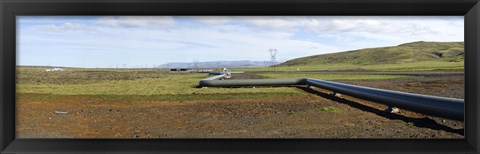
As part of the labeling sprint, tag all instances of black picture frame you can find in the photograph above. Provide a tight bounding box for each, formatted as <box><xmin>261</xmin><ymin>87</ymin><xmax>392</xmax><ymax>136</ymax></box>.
<box><xmin>1</xmin><ymin>0</ymin><xmax>479</xmax><ymax>153</ymax></box>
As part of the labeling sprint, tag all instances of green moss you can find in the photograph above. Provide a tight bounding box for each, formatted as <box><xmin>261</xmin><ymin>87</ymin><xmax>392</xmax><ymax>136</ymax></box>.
<box><xmin>16</xmin><ymin>69</ymin><xmax>306</xmax><ymax>96</ymax></box>
<box><xmin>287</xmin><ymin>111</ymin><xmax>297</xmax><ymax>115</ymax></box>
<box><xmin>316</xmin><ymin>106</ymin><xmax>341</xmax><ymax>113</ymax></box>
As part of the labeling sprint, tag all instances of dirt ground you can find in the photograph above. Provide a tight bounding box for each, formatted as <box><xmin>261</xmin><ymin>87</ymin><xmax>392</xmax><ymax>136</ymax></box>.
<box><xmin>336</xmin><ymin>73</ymin><xmax>464</xmax><ymax>99</ymax></box>
<box><xmin>16</xmin><ymin>74</ymin><xmax>464</xmax><ymax>138</ymax></box>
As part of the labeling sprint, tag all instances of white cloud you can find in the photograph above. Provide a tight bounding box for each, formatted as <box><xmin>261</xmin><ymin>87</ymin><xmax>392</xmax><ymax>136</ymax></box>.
<box><xmin>187</xmin><ymin>16</ymin><xmax>461</xmax><ymax>40</ymax></box>
<box><xmin>101</xmin><ymin>24</ymin><xmax>339</xmax><ymax>61</ymax></box>
<box><xmin>325</xmin><ymin>17</ymin><xmax>441</xmax><ymax>36</ymax></box>
<box><xmin>33</xmin><ymin>22</ymin><xmax>95</xmax><ymax>32</ymax></box>
<box><xmin>232</xmin><ymin>16</ymin><xmax>327</xmax><ymax>33</ymax></box>
<box><xmin>95</xmin><ymin>16</ymin><xmax>176</xmax><ymax>28</ymax></box>
<box><xmin>185</xmin><ymin>16</ymin><xmax>232</xmax><ymax>25</ymax></box>
<box><xmin>315</xmin><ymin>17</ymin><xmax>463</xmax><ymax>50</ymax></box>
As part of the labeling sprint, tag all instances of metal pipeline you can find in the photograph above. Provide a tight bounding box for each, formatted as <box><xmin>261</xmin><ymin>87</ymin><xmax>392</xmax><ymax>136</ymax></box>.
<box><xmin>305</xmin><ymin>78</ymin><xmax>464</xmax><ymax>121</ymax></box>
<box><xmin>198</xmin><ymin>75</ymin><xmax>464</xmax><ymax>121</ymax></box>
<box><xmin>208</xmin><ymin>71</ymin><xmax>245</xmax><ymax>75</ymax></box>
<box><xmin>200</xmin><ymin>77</ymin><xmax>305</xmax><ymax>87</ymax></box>
<box><xmin>208</xmin><ymin>72</ymin><xmax>224</xmax><ymax>75</ymax></box>
<box><xmin>201</xmin><ymin>74</ymin><xmax>227</xmax><ymax>81</ymax></box>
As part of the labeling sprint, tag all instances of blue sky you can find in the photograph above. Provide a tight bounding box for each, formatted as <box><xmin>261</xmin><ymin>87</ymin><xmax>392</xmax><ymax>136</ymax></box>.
<box><xmin>17</xmin><ymin>16</ymin><xmax>464</xmax><ymax>68</ymax></box>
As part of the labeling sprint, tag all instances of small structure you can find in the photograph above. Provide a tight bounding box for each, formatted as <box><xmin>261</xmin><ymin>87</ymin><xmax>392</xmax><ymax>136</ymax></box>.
<box><xmin>46</xmin><ymin>68</ymin><xmax>64</xmax><ymax>72</ymax></box>
<box><xmin>170</xmin><ymin>68</ymin><xmax>192</xmax><ymax>72</ymax></box>
<box><xmin>170</xmin><ymin>68</ymin><xmax>215</xmax><ymax>73</ymax></box>
<box><xmin>222</xmin><ymin>68</ymin><xmax>232</xmax><ymax>79</ymax></box>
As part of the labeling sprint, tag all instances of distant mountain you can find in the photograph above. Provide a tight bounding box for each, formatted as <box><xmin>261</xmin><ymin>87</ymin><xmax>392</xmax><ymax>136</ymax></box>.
<box><xmin>277</xmin><ymin>41</ymin><xmax>464</xmax><ymax>67</ymax></box>
<box><xmin>157</xmin><ymin>60</ymin><xmax>276</xmax><ymax>68</ymax></box>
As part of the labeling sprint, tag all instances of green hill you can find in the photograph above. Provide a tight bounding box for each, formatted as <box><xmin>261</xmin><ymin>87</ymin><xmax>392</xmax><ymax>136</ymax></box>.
<box><xmin>278</xmin><ymin>41</ymin><xmax>464</xmax><ymax>67</ymax></box>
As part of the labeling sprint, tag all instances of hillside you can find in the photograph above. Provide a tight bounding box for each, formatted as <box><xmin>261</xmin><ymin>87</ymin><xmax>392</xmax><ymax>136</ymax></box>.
<box><xmin>278</xmin><ymin>41</ymin><xmax>464</xmax><ymax>67</ymax></box>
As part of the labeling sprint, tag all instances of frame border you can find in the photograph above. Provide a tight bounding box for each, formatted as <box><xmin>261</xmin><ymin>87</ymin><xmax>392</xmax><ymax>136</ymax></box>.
<box><xmin>1</xmin><ymin>0</ymin><xmax>479</xmax><ymax>153</ymax></box>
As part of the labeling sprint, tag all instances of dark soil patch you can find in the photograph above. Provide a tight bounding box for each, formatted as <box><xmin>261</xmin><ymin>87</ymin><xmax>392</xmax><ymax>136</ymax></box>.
<box><xmin>229</xmin><ymin>73</ymin><xmax>268</xmax><ymax>80</ymax></box>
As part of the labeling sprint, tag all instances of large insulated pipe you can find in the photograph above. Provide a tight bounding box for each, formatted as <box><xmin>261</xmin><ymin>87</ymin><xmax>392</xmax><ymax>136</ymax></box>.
<box><xmin>198</xmin><ymin>75</ymin><xmax>464</xmax><ymax>121</ymax></box>
<box><xmin>305</xmin><ymin>78</ymin><xmax>464</xmax><ymax>121</ymax></box>
<box><xmin>208</xmin><ymin>72</ymin><xmax>224</xmax><ymax>75</ymax></box>
<box><xmin>208</xmin><ymin>71</ymin><xmax>245</xmax><ymax>75</ymax></box>
<box><xmin>201</xmin><ymin>74</ymin><xmax>227</xmax><ymax>81</ymax></box>
<box><xmin>200</xmin><ymin>78</ymin><xmax>305</xmax><ymax>87</ymax></box>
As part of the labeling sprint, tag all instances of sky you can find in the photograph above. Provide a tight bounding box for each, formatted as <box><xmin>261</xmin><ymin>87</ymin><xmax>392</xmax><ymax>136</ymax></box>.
<box><xmin>17</xmin><ymin>16</ymin><xmax>464</xmax><ymax>68</ymax></box>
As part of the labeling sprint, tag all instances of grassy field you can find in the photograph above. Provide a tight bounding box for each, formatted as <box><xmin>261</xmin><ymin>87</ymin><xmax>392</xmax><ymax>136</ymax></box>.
<box><xmin>16</xmin><ymin>65</ymin><xmax>419</xmax><ymax>104</ymax></box>
<box><xmin>17</xmin><ymin>67</ymin><xmax>310</xmax><ymax>103</ymax></box>
<box><xmin>257</xmin><ymin>73</ymin><xmax>411</xmax><ymax>80</ymax></box>
<box><xmin>17</xmin><ymin>70</ymin><xmax>295</xmax><ymax>95</ymax></box>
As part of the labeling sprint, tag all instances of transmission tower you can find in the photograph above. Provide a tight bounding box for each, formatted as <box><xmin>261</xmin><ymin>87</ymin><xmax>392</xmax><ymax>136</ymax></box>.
<box><xmin>193</xmin><ymin>60</ymin><xmax>199</xmax><ymax>71</ymax></box>
<box><xmin>268</xmin><ymin>49</ymin><xmax>278</xmax><ymax>71</ymax></box>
